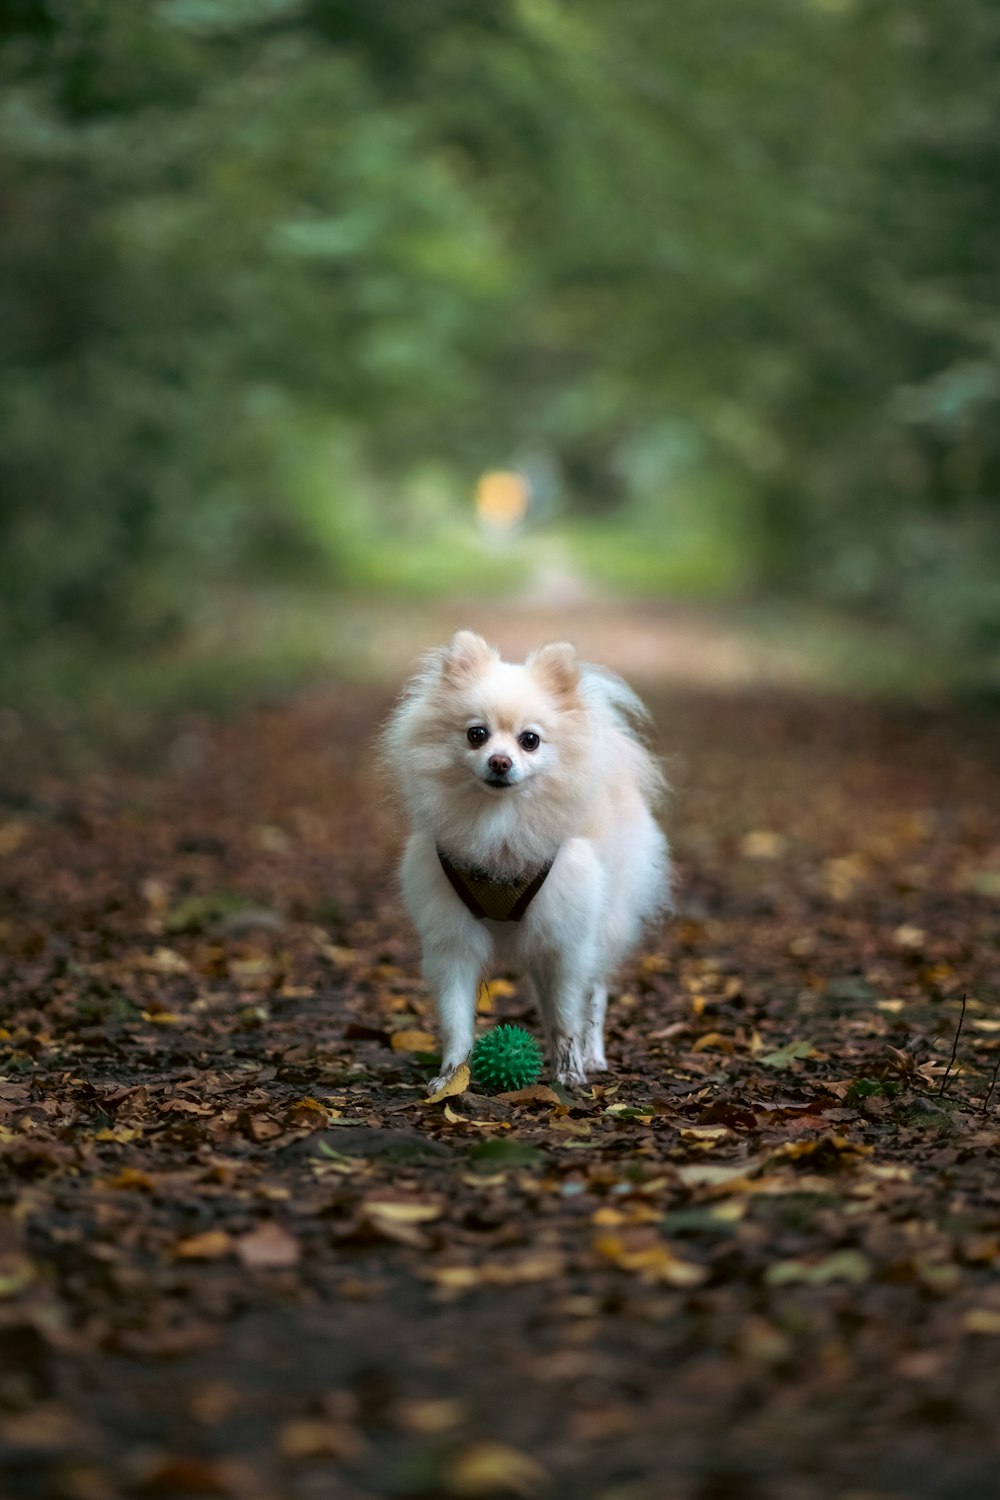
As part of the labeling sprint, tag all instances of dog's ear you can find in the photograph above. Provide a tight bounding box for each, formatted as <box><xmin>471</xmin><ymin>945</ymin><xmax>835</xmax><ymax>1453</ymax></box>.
<box><xmin>442</xmin><ymin>630</ymin><xmax>495</xmax><ymax>683</ymax></box>
<box><xmin>528</xmin><ymin>641</ymin><xmax>580</xmax><ymax>700</ymax></box>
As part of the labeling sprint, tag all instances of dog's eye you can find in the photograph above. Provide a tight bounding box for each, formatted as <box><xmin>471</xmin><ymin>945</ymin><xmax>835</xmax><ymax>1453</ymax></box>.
<box><xmin>518</xmin><ymin>731</ymin><xmax>540</xmax><ymax>752</ymax></box>
<box><xmin>466</xmin><ymin>725</ymin><xmax>490</xmax><ymax>747</ymax></box>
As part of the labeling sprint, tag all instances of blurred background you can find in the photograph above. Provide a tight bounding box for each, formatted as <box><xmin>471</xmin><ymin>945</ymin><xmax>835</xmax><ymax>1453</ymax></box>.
<box><xmin>2</xmin><ymin>0</ymin><xmax>999</xmax><ymax>717</ymax></box>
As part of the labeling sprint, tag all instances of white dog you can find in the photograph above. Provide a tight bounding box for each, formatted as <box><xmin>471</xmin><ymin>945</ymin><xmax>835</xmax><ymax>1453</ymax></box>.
<box><xmin>382</xmin><ymin>631</ymin><xmax>670</xmax><ymax>1088</ymax></box>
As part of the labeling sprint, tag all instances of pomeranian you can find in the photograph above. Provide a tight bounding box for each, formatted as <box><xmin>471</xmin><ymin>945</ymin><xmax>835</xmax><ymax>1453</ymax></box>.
<box><xmin>382</xmin><ymin>631</ymin><xmax>670</xmax><ymax>1089</ymax></box>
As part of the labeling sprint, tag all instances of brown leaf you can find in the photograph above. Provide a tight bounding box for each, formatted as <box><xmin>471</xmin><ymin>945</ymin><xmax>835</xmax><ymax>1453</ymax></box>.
<box><xmin>497</xmin><ymin>1084</ymin><xmax>561</xmax><ymax>1106</ymax></box>
<box><xmin>235</xmin><ymin>1222</ymin><xmax>300</xmax><ymax>1270</ymax></box>
<box><xmin>278</xmin><ymin>1419</ymin><xmax>364</xmax><ymax>1460</ymax></box>
<box><xmin>391</xmin><ymin>1028</ymin><xmax>437</xmax><ymax>1053</ymax></box>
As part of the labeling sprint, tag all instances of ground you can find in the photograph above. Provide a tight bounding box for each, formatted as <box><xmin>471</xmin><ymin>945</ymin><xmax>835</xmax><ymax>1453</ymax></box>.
<box><xmin>2</xmin><ymin>598</ymin><xmax>1000</xmax><ymax>1500</ymax></box>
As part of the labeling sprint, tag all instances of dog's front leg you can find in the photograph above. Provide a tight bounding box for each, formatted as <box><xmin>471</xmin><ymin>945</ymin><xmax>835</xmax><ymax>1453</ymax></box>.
<box><xmin>582</xmin><ymin>983</ymin><xmax>609</xmax><ymax>1074</ymax></box>
<box><xmin>533</xmin><ymin>955</ymin><xmax>593</xmax><ymax>1088</ymax></box>
<box><xmin>422</xmin><ymin>938</ymin><xmax>488</xmax><ymax>1094</ymax></box>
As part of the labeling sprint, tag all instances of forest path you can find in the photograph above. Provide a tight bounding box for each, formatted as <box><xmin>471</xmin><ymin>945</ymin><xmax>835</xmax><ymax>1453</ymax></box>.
<box><xmin>1</xmin><ymin>630</ymin><xmax>999</xmax><ymax>1499</ymax></box>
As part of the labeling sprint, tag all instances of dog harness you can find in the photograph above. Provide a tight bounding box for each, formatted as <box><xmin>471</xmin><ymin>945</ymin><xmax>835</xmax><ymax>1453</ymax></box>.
<box><xmin>436</xmin><ymin>847</ymin><xmax>554</xmax><ymax>922</ymax></box>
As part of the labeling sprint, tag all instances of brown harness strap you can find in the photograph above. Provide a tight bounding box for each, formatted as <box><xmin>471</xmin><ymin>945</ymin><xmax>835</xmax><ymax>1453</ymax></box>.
<box><xmin>437</xmin><ymin>847</ymin><xmax>554</xmax><ymax>922</ymax></box>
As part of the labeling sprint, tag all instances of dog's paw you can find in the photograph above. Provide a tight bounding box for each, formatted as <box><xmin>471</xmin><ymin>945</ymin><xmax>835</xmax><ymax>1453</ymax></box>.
<box><xmin>425</xmin><ymin>1062</ymin><xmax>470</xmax><ymax>1100</ymax></box>
<box><xmin>555</xmin><ymin>1065</ymin><xmax>588</xmax><ymax>1088</ymax></box>
<box><xmin>553</xmin><ymin>1035</ymin><xmax>588</xmax><ymax>1089</ymax></box>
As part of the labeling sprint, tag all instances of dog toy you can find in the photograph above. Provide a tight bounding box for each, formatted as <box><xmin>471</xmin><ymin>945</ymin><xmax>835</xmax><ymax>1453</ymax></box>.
<box><xmin>470</xmin><ymin>1024</ymin><xmax>542</xmax><ymax>1093</ymax></box>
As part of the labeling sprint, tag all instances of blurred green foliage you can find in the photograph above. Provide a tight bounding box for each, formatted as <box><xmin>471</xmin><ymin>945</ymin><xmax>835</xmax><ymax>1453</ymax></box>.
<box><xmin>2</xmin><ymin>0</ymin><xmax>998</xmax><ymax>654</ymax></box>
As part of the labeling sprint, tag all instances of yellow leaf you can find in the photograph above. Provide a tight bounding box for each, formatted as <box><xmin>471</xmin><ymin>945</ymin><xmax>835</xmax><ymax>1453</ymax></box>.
<box><xmin>141</xmin><ymin>1011</ymin><xmax>184</xmax><ymax>1025</ymax></box>
<box><xmin>427</xmin><ymin>1251</ymin><xmax>564</xmax><ymax>1292</ymax></box>
<box><xmin>447</xmin><ymin>1441</ymin><xmax>548</xmax><ymax>1496</ymax></box>
<box><xmin>428</xmin><ymin>1265</ymin><xmax>482</xmax><ymax>1291</ymax></box>
<box><xmin>692</xmin><ymin>1032</ymin><xmax>735</xmax><ymax>1054</ymax></box>
<box><xmin>893</xmin><ymin>923</ymin><xmax>925</xmax><ymax>949</ymax></box>
<box><xmin>0</xmin><ymin>820</ymin><xmax>30</xmax><ymax>856</ymax></box>
<box><xmin>592</xmin><ymin>1206</ymin><xmax>626</xmax><ymax>1227</ymax></box>
<box><xmin>106</xmin><ymin>1167</ymin><xmax>154</xmax><ymax>1191</ymax></box>
<box><xmin>676</xmin><ymin>1158</ymin><xmax>766</xmax><ymax>1191</ymax></box>
<box><xmin>963</xmin><ymin>1308</ymin><xmax>1000</xmax><ymax>1335</ymax></box>
<box><xmin>174</xmin><ymin>1231</ymin><xmax>234</xmax><ymax>1260</ymax></box>
<box><xmin>0</xmin><ymin>1254</ymin><xmax>36</xmax><ymax>1298</ymax></box>
<box><xmin>362</xmin><ymin>1199</ymin><xmax>443</xmax><ymax>1224</ymax></box>
<box><xmin>441</xmin><ymin>1103</ymin><xmax>508</xmax><ymax>1129</ymax></box>
<box><xmin>391</xmin><ymin>1029</ymin><xmax>437</xmax><ymax>1053</ymax></box>
<box><xmin>278</xmin><ymin>1419</ymin><xmax>363</xmax><ymax>1460</ymax></box>
<box><xmin>397</xmin><ymin>1398</ymin><xmax>466</xmax><ymax>1435</ymax></box>
<box><xmin>772</xmin><ymin>1134</ymin><xmax>871</xmax><ymax>1163</ymax></box>
<box><xmin>286</xmin><ymin>1096</ymin><xmax>334</xmax><ymax>1126</ymax></box>
<box><xmin>681</xmin><ymin>1125</ymin><xmax>733</xmax><ymax>1144</ymax></box>
<box><xmin>740</xmin><ymin>830</ymin><xmax>787</xmax><ymax>859</ymax></box>
<box><xmin>142</xmin><ymin>946</ymin><xmax>190</xmax><ymax>974</ymax></box>
<box><xmin>316</xmin><ymin>941</ymin><xmax>360</xmax><ymax>966</ymax></box>
<box><xmin>425</xmin><ymin>1063</ymin><xmax>471</xmax><ymax>1103</ymax></box>
<box><xmin>593</xmin><ymin>1234</ymin><xmax>706</xmax><ymax>1286</ymax></box>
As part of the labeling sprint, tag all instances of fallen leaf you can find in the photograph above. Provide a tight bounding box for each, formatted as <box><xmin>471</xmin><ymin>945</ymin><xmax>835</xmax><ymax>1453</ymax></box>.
<box><xmin>760</xmin><ymin>1039</ymin><xmax>820</xmax><ymax>1069</ymax></box>
<box><xmin>498</xmin><ymin>1084</ymin><xmax>561</xmax><ymax>1106</ymax></box>
<box><xmin>428</xmin><ymin>1250</ymin><xmax>565</xmax><ymax>1292</ymax></box>
<box><xmin>396</xmin><ymin>1397</ymin><xmax>466</xmax><ymax>1434</ymax></box>
<box><xmin>676</xmin><ymin>1156</ymin><xmax>767</xmax><ymax>1191</ymax></box>
<box><xmin>741</xmin><ymin>830</ymin><xmax>787</xmax><ymax>859</ymax></box>
<box><xmin>963</xmin><ymin>1308</ymin><xmax>1000</xmax><ymax>1335</ymax></box>
<box><xmin>766</xmin><ymin>1250</ymin><xmax>872</xmax><ymax>1286</ymax></box>
<box><xmin>105</xmin><ymin>1167</ymin><xmax>155</xmax><ymax>1191</ymax></box>
<box><xmin>278</xmin><ymin>1419</ymin><xmax>364</xmax><ymax>1460</ymax></box>
<box><xmin>426</xmin><ymin>1063</ymin><xmax>471</xmax><ymax>1103</ymax></box>
<box><xmin>447</xmin><ymin>1441</ymin><xmax>548</xmax><ymax>1496</ymax></box>
<box><xmin>235</xmin><ymin>1222</ymin><xmax>300</xmax><ymax>1270</ymax></box>
<box><xmin>692</xmin><ymin>1032</ymin><xmax>736</xmax><ymax>1054</ymax></box>
<box><xmin>362</xmin><ymin>1197</ymin><xmax>443</xmax><ymax>1224</ymax></box>
<box><xmin>442</xmin><ymin>1103</ymin><xmax>508</xmax><ymax>1129</ymax></box>
<box><xmin>0</xmin><ymin>1253</ymin><xmax>36</xmax><ymax>1298</ymax></box>
<box><xmin>174</xmin><ymin>1230</ymin><xmax>234</xmax><ymax>1260</ymax></box>
<box><xmin>141</xmin><ymin>946</ymin><xmax>190</xmax><ymax>974</ymax></box>
<box><xmin>391</xmin><ymin>1028</ymin><xmax>437</xmax><ymax>1053</ymax></box>
<box><xmin>593</xmin><ymin>1233</ymin><xmax>707</xmax><ymax>1286</ymax></box>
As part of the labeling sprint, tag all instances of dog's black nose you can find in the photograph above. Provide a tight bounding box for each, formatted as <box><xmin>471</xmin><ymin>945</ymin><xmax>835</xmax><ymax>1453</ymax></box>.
<box><xmin>488</xmin><ymin>753</ymin><xmax>513</xmax><ymax>774</ymax></box>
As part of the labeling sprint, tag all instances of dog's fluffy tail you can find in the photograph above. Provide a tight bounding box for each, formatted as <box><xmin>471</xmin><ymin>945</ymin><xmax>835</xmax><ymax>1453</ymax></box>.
<box><xmin>579</xmin><ymin>663</ymin><xmax>667</xmax><ymax>808</ymax></box>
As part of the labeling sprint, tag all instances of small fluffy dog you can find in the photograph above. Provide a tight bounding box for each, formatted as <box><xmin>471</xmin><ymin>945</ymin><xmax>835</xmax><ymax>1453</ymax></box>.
<box><xmin>382</xmin><ymin>631</ymin><xmax>670</xmax><ymax>1089</ymax></box>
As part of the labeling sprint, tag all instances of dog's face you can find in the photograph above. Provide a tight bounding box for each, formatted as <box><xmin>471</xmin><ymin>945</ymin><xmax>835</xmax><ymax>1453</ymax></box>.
<box><xmin>435</xmin><ymin>631</ymin><xmax>582</xmax><ymax>798</ymax></box>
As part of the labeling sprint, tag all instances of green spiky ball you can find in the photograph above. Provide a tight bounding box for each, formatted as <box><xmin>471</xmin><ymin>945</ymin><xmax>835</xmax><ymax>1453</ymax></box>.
<box><xmin>471</xmin><ymin>1024</ymin><xmax>542</xmax><ymax>1093</ymax></box>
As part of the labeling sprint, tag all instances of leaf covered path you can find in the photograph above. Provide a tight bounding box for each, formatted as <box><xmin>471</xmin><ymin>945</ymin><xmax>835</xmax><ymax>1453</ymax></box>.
<box><xmin>2</xmin><ymin>671</ymin><xmax>1000</xmax><ymax>1500</ymax></box>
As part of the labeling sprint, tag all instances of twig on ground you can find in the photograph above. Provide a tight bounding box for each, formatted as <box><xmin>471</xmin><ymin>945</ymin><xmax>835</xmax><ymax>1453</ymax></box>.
<box><xmin>982</xmin><ymin>1049</ymin><xmax>1000</xmax><ymax>1117</ymax></box>
<box><xmin>938</xmin><ymin>993</ymin><xmax>967</xmax><ymax>1098</ymax></box>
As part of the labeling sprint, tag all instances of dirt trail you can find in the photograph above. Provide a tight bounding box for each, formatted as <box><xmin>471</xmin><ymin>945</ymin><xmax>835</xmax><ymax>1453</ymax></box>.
<box><xmin>1</xmin><ymin>615</ymin><xmax>1000</xmax><ymax>1499</ymax></box>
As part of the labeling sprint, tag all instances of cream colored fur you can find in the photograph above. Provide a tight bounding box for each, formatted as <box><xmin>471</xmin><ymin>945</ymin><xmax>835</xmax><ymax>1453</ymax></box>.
<box><xmin>381</xmin><ymin>631</ymin><xmax>671</xmax><ymax>1088</ymax></box>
